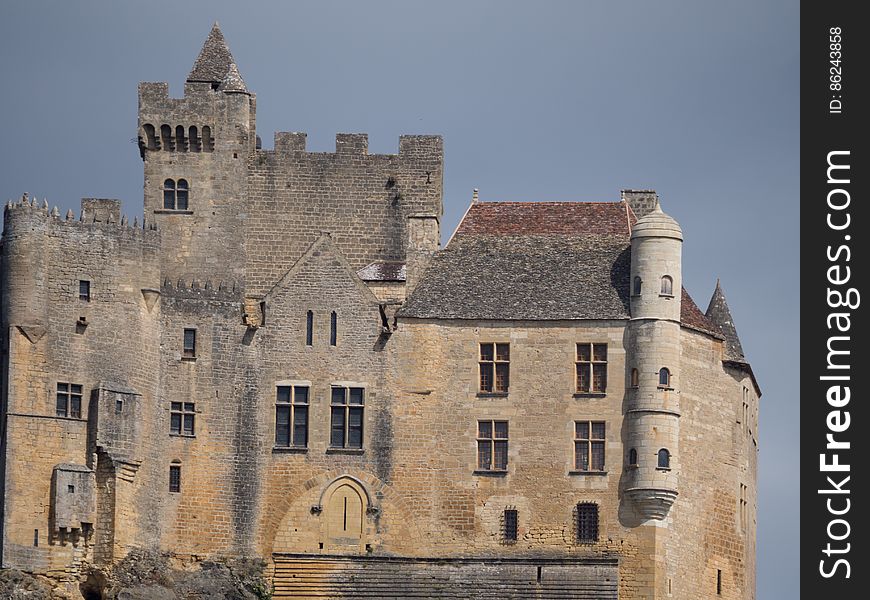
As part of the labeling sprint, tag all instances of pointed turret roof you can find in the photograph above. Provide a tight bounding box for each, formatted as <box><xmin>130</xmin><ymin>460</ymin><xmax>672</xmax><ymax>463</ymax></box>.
<box><xmin>187</xmin><ymin>23</ymin><xmax>239</xmax><ymax>85</ymax></box>
<box><xmin>705</xmin><ymin>279</ymin><xmax>745</xmax><ymax>361</ymax></box>
<box><xmin>218</xmin><ymin>61</ymin><xmax>249</xmax><ymax>93</ymax></box>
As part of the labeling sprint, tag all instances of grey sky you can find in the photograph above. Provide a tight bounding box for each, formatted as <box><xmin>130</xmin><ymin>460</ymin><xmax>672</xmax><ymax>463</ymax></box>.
<box><xmin>0</xmin><ymin>1</ymin><xmax>799</xmax><ymax>598</ymax></box>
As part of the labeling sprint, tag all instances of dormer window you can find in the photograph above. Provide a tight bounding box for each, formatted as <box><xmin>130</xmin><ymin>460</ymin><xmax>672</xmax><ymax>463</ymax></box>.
<box><xmin>163</xmin><ymin>178</ymin><xmax>189</xmax><ymax>210</ymax></box>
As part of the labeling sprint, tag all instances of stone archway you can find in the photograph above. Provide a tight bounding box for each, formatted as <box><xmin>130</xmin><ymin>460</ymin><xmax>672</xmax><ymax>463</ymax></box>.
<box><xmin>319</xmin><ymin>476</ymin><xmax>370</xmax><ymax>554</ymax></box>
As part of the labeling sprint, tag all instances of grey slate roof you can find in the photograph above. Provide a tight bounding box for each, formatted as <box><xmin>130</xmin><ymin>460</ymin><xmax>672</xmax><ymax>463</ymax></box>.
<box><xmin>705</xmin><ymin>280</ymin><xmax>745</xmax><ymax>361</ymax></box>
<box><xmin>188</xmin><ymin>23</ymin><xmax>238</xmax><ymax>84</ymax></box>
<box><xmin>401</xmin><ymin>233</ymin><xmax>632</xmax><ymax>320</ymax></box>
<box><xmin>358</xmin><ymin>261</ymin><xmax>407</xmax><ymax>282</ymax></box>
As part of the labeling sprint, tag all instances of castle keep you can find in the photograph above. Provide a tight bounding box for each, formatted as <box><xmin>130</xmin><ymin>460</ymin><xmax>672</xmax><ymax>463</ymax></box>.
<box><xmin>0</xmin><ymin>25</ymin><xmax>759</xmax><ymax>599</ymax></box>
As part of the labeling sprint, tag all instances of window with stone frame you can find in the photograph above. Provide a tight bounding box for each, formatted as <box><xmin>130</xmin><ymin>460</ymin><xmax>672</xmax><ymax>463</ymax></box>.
<box><xmin>170</xmin><ymin>402</ymin><xmax>195</xmax><ymax>436</ymax></box>
<box><xmin>576</xmin><ymin>502</ymin><xmax>599</xmax><ymax>543</ymax></box>
<box><xmin>276</xmin><ymin>385</ymin><xmax>309</xmax><ymax>448</ymax></box>
<box><xmin>503</xmin><ymin>508</ymin><xmax>518</xmax><ymax>543</ymax></box>
<box><xmin>477</xmin><ymin>420</ymin><xmax>509</xmax><ymax>472</ymax></box>
<box><xmin>479</xmin><ymin>343</ymin><xmax>510</xmax><ymax>393</ymax></box>
<box><xmin>163</xmin><ymin>178</ymin><xmax>189</xmax><ymax>210</ymax></box>
<box><xmin>182</xmin><ymin>328</ymin><xmax>196</xmax><ymax>358</ymax></box>
<box><xmin>330</xmin><ymin>387</ymin><xmax>364</xmax><ymax>449</ymax></box>
<box><xmin>56</xmin><ymin>383</ymin><xmax>83</xmax><ymax>418</ymax></box>
<box><xmin>576</xmin><ymin>343</ymin><xmax>607</xmax><ymax>393</ymax></box>
<box><xmin>574</xmin><ymin>421</ymin><xmax>606</xmax><ymax>472</ymax></box>
<box><xmin>169</xmin><ymin>464</ymin><xmax>181</xmax><ymax>493</ymax></box>
<box><xmin>79</xmin><ymin>280</ymin><xmax>91</xmax><ymax>301</ymax></box>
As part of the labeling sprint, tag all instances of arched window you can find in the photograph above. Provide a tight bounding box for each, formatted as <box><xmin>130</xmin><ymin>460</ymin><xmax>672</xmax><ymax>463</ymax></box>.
<box><xmin>176</xmin><ymin>179</ymin><xmax>189</xmax><ymax>210</ymax></box>
<box><xmin>660</xmin><ymin>275</ymin><xmax>673</xmax><ymax>296</ymax></box>
<box><xmin>330</xmin><ymin>311</ymin><xmax>337</xmax><ymax>346</ymax></box>
<box><xmin>163</xmin><ymin>179</ymin><xmax>176</xmax><ymax>209</ymax></box>
<box><xmin>175</xmin><ymin>125</ymin><xmax>188</xmax><ymax>152</ymax></box>
<box><xmin>658</xmin><ymin>367</ymin><xmax>671</xmax><ymax>388</ymax></box>
<box><xmin>633</xmin><ymin>276</ymin><xmax>642</xmax><ymax>296</ymax></box>
<box><xmin>628</xmin><ymin>448</ymin><xmax>638</xmax><ymax>466</ymax></box>
<box><xmin>160</xmin><ymin>124</ymin><xmax>174</xmax><ymax>152</ymax></box>
<box><xmin>306</xmin><ymin>311</ymin><xmax>314</xmax><ymax>346</ymax></box>
<box><xmin>143</xmin><ymin>124</ymin><xmax>158</xmax><ymax>150</ymax></box>
<box><xmin>657</xmin><ymin>448</ymin><xmax>671</xmax><ymax>469</ymax></box>
<box><xmin>189</xmin><ymin>126</ymin><xmax>201</xmax><ymax>152</ymax></box>
<box><xmin>202</xmin><ymin>125</ymin><xmax>214</xmax><ymax>152</ymax></box>
<box><xmin>630</xmin><ymin>368</ymin><xmax>639</xmax><ymax>388</ymax></box>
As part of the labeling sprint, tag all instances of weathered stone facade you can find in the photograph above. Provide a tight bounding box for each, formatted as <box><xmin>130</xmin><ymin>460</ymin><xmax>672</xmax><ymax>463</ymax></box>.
<box><xmin>1</xmin><ymin>24</ymin><xmax>759</xmax><ymax>599</ymax></box>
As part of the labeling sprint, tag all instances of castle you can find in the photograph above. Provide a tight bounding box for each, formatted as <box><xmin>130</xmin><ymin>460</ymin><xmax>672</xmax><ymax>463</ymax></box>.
<box><xmin>0</xmin><ymin>24</ymin><xmax>759</xmax><ymax>599</ymax></box>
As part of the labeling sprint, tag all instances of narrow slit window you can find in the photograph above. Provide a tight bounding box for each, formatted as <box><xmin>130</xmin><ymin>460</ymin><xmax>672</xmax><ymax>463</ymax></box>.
<box><xmin>717</xmin><ymin>569</ymin><xmax>722</xmax><ymax>595</ymax></box>
<box><xmin>330</xmin><ymin>311</ymin><xmax>337</xmax><ymax>346</ymax></box>
<box><xmin>169</xmin><ymin>465</ymin><xmax>181</xmax><ymax>493</ymax></box>
<box><xmin>630</xmin><ymin>368</ymin><xmax>639</xmax><ymax>388</ymax></box>
<box><xmin>633</xmin><ymin>276</ymin><xmax>642</xmax><ymax>296</ymax></box>
<box><xmin>628</xmin><ymin>448</ymin><xmax>638</xmax><ymax>466</ymax></box>
<box><xmin>306</xmin><ymin>311</ymin><xmax>314</xmax><ymax>346</ymax></box>
<box><xmin>34</xmin><ymin>529</ymin><xmax>39</xmax><ymax>547</ymax></box>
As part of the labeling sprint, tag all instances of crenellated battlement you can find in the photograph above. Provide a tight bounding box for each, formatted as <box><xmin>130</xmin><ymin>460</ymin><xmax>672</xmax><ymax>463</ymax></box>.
<box><xmin>265</xmin><ymin>132</ymin><xmax>442</xmax><ymax>160</ymax></box>
<box><xmin>160</xmin><ymin>277</ymin><xmax>242</xmax><ymax>302</ymax></box>
<box><xmin>3</xmin><ymin>195</ymin><xmax>158</xmax><ymax>240</ymax></box>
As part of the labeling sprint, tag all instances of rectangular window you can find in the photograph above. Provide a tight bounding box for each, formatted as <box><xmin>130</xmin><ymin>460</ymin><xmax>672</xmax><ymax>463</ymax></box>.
<box><xmin>34</xmin><ymin>529</ymin><xmax>39</xmax><ymax>547</ymax></box>
<box><xmin>477</xmin><ymin>420</ymin><xmax>509</xmax><ymax>471</ymax></box>
<box><xmin>306</xmin><ymin>311</ymin><xmax>314</xmax><ymax>346</ymax></box>
<box><xmin>479</xmin><ymin>343</ymin><xmax>510</xmax><ymax>393</ymax></box>
<box><xmin>183</xmin><ymin>328</ymin><xmax>196</xmax><ymax>358</ymax></box>
<box><xmin>275</xmin><ymin>385</ymin><xmax>309</xmax><ymax>447</ymax></box>
<box><xmin>575</xmin><ymin>421</ymin><xmax>606</xmax><ymax>471</ymax></box>
<box><xmin>576</xmin><ymin>343</ymin><xmax>607</xmax><ymax>393</ymax></box>
<box><xmin>739</xmin><ymin>483</ymin><xmax>748</xmax><ymax>531</ymax></box>
<box><xmin>79</xmin><ymin>280</ymin><xmax>91</xmax><ymax>301</ymax></box>
<box><xmin>577</xmin><ymin>503</ymin><xmax>599</xmax><ymax>543</ymax></box>
<box><xmin>330</xmin><ymin>312</ymin><xmax>337</xmax><ymax>346</ymax></box>
<box><xmin>169</xmin><ymin>465</ymin><xmax>181</xmax><ymax>493</ymax></box>
<box><xmin>330</xmin><ymin>387</ymin><xmax>364</xmax><ymax>449</ymax></box>
<box><xmin>717</xmin><ymin>569</ymin><xmax>722</xmax><ymax>594</ymax></box>
<box><xmin>504</xmin><ymin>509</ymin><xmax>518</xmax><ymax>542</ymax></box>
<box><xmin>56</xmin><ymin>383</ymin><xmax>83</xmax><ymax>418</ymax></box>
<box><xmin>170</xmin><ymin>402</ymin><xmax>196</xmax><ymax>436</ymax></box>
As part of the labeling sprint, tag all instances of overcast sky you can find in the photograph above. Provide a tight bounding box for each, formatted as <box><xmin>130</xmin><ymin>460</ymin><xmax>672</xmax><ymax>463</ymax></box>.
<box><xmin>0</xmin><ymin>1</ymin><xmax>799</xmax><ymax>597</ymax></box>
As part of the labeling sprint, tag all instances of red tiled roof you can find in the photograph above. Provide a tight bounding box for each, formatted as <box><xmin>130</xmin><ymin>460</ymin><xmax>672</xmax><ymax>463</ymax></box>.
<box><xmin>453</xmin><ymin>201</ymin><xmax>632</xmax><ymax>239</ymax></box>
<box><xmin>680</xmin><ymin>287</ymin><xmax>724</xmax><ymax>338</ymax></box>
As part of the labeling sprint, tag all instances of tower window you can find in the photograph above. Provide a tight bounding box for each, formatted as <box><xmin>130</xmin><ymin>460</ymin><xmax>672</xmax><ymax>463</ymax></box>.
<box><xmin>479</xmin><ymin>343</ymin><xmax>510</xmax><ymax>393</ymax></box>
<box><xmin>576</xmin><ymin>503</ymin><xmax>599</xmax><ymax>543</ymax></box>
<box><xmin>163</xmin><ymin>178</ymin><xmax>190</xmax><ymax>210</ymax></box>
<box><xmin>79</xmin><ymin>280</ymin><xmax>91</xmax><ymax>301</ymax></box>
<box><xmin>276</xmin><ymin>385</ymin><xmax>309</xmax><ymax>448</ymax></box>
<box><xmin>477</xmin><ymin>420</ymin><xmax>508</xmax><ymax>472</ymax></box>
<box><xmin>183</xmin><ymin>328</ymin><xmax>196</xmax><ymax>358</ymax></box>
<box><xmin>717</xmin><ymin>569</ymin><xmax>722</xmax><ymax>594</ymax></box>
<box><xmin>56</xmin><ymin>383</ymin><xmax>83</xmax><ymax>419</ymax></box>
<box><xmin>330</xmin><ymin>311</ymin><xmax>337</xmax><ymax>346</ymax></box>
<box><xmin>628</xmin><ymin>448</ymin><xmax>638</xmax><ymax>466</ymax></box>
<box><xmin>160</xmin><ymin>124</ymin><xmax>174</xmax><ymax>151</ymax></box>
<box><xmin>189</xmin><ymin>126</ymin><xmax>201</xmax><ymax>152</ymax></box>
<box><xmin>503</xmin><ymin>509</ymin><xmax>518</xmax><ymax>543</ymax></box>
<box><xmin>630</xmin><ymin>368</ymin><xmax>639</xmax><ymax>388</ymax></box>
<box><xmin>660</xmin><ymin>275</ymin><xmax>673</xmax><ymax>296</ymax></box>
<box><xmin>175</xmin><ymin>125</ymin><xmax>188</xmax><ymax>152</ymax></box>
<box><xmin>633</xmin><ymin>276</ymin><xmax>642</xmax><ymax>296</ymax></box>
<box><xmin>575</xmin><ymin>421</ymin><xmax>606</xmax><ymax>471</ymax></box>
<box><xmin>658</xmin><ymin>367</ymin><xmax>671</xmax><ymax>388</ymax></box>
<box><xmin>306</xmin><ymin>311</ymin><xmax>314</xmax><ymax>346</ymax></box>
<box><xmin>143</xmin><ymin>124</ymin><xmax>158</xmax><ymax>150</ymax></box>
<box><xmin>657</xmin><ymin>448</ymin><xmax>671</xmax><ymax>469</ymax></box>
<box><xmin>330</xmin><ymin>387</ymin><xmax>364</xmax><ymax>449</ymax></box>
<box><xmin>576</xmin><ymin>343</ymin><xmax>607</xmax><ymax>393</ymax></box>
<box><xmin>202</xmin><ymin>125</ymin><xmax>214</xmax><ymax>152</ymax></box>
<box><xmin>169</xmin><ymin>464</ymin><xmax>181</xmax><ymax>493</ymax></box>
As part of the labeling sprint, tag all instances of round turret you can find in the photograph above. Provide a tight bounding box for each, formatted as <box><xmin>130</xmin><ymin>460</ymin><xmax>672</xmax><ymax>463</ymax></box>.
<box><xmin>624</xmin><ymin>200</ymin><xmax>683</xmax><ymax>521</ymax></box>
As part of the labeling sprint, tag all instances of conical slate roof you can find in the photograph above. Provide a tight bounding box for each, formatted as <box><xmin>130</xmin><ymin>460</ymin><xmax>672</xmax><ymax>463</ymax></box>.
<box><xmin>218</xmin><ymin>62</ymin><xmax>248</xmax><ymax>93</ymax></box>
<box><xmin>705</xmin><ymin>279</ymin><xmax>745</xmax><ymax>361</ymax></box>
<box><xmin>187</xmin><ymin>23</ymin><xmax>239</xmax><ymax>85</ymax></box>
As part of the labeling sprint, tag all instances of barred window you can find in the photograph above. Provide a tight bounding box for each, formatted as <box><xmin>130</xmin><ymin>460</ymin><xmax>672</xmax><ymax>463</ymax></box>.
<box><xmin>477</xmin><ymin>420</ymin><xmax>508</xmax><ymax>471</ymax></box>
<box><xmin>170</xmin><ymin>402</ymin><xmax>195</xmax><ymax>436</ymax></box>
<box><xmin>56</xmin><ymin>383</ymin><xmax>83</xmax><ymax>418</ymax></box>
<box><xmin>503</xmin><ymin>509</ymin><xmax>518</xmax><ymax>543</ymax></box>
<box><xmin>276</xmin><ymin>385</ymin><xmax>309</xmax><ymax>448</ymax></box>
<box><xmin>479</xmin><ymin>343</ymin><xmax>510</xmax><ymax>393</ymax></box>
<box><xmin>577</xmin><ymin>503</ymin><xmax>599</xmax><ymax>543</ymax></box>
<box><xmin>330</xmin><ymin>387</ymin><xmax>364</xmax><ymax>449</ymax></box>
<box><xmin>576</xmin><ymin>343</ymin><xmax>607</xmax><ymax>393</ymax></box>
<box><xmin>169</xmin><ymin>464</ymin><xmax>181</xmax><ymax>493</ymax></box>
<box><xmin>575</xmin><ymin>421</ymin><xmax>606</xmax><ymax>471</ymax></box>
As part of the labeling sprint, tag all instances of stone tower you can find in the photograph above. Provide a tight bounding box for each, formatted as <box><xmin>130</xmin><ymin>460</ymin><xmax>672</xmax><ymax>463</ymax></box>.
<box><xmin>624</xmin><ymin>201</ymin><xmax>683</xmax><ymax>519</ymax></box>
<box><xmin>138</xmin><ymin>22</ymin><xmax>256</xmax><ymax>286</ymax></box>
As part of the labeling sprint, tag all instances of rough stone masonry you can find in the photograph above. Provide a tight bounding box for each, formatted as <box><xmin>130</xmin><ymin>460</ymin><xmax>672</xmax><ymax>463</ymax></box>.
<box><xmin>0</xmin><ymin>23</ymin><xmax>760</xmax><ymax>600</ymax></box>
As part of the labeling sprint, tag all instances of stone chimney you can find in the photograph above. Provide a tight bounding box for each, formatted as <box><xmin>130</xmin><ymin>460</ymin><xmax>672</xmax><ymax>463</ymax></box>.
<box><xmin>621</xmin><ymin>190</ymin><xmax>659</xmax><ymax>219</ymax></box>
<box><xmin>405</xmin><ymin>214</ymin><xmax>440</xmax><ymax>296</ymax></box>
